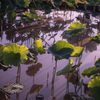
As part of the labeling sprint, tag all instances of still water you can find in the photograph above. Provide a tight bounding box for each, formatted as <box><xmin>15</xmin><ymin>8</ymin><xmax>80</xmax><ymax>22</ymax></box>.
<box><xmin>0</xmin><ymin>9</ymin><xmax>100</xmax><ymax>100</ymax></box>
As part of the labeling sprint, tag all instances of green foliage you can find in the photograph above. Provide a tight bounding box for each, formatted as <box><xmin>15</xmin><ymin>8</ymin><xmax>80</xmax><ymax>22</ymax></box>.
<box><xmin>88</xmin><ymin>33</ymin><xmax>100</xmax><ymax>43</ymax></box>
<box><xmin>69</xmin><ymin>62</ymin><xmax>82</xmax><ymax>72</ymax></box>
<box><xmin>71</xmin><ymin>47</ymin><xmax>84</xmax><ymax>57</ymax></box>
<box><xmin>33</xmin><ymin>40</ymin><xmax>46</xmax><ymax>54</ymax></box>
<box><xmin>82</xmin><ymin>67</ymin><xmax>100</xmax><ymax>77</ymax></box>
<box><xmin>65</xmin><ymin>22</ymin><xmax>86</xmax><ymax>38</ymax></box>
<box><xmin>16</xmin><ymin>0</ymin><xmax>30</xmax><ymax>7</ymax></box>
<box><xmin>65</xmin><ymin>0</ymin><xmax>77</xmax><ymax>8</ymax></box>
<box><xmin>0</xmin><ymin>44</ymin><xmax>5</xmax><ymax>61</ymax></box>
<box><xmin>57</xmin><ymin>59</ymin><xmax>73</xmax><ymax>76</ymax></box>
<box><xmin>21</xmin><ymin>10</ymin><xmax>41</xmax><ymax>22</ymax></box>
<box><xmin>88</xmin><ymin>76</ymin><xmax>100</xmax><ymax>100</ymax></box>
<box><xmin>47</xmin><ymin>40</ymin><xmax>74</xmax><ymax>60</ymax></box>
<box><xmin>95</xmin><ymin>58</ymin><xmax>100</xmax><ymax>68</ymax></box>
<box><xmin>3</xmin><ymin>43</ymin><xmax>29</xmax><ymax>66</ymax></box>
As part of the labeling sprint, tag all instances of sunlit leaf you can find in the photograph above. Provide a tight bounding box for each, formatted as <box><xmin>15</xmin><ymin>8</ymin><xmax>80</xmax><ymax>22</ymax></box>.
<box><xmin>2</xmin><ymin>83</ymin><xmax>24</xmax><ymax>93</ymax></box>
<box><xmin>82</xmin><ymin>67</ymin><xmax>100</xmax><ymax>77</ymax></box>
<box><xmin>88</xmin><ymin>76</ymin><xmax>100</xmax><ymax>100</ymax></box>
<box><xmin>71</xmin><ymin>47</ymin><xmax>84</xmax><ymax>57</ymax></box>
<box><xmin>33</xmin><ymin>40</ymin><xmax>46</xmax><ymax>54</ymax></box>
<box><xmin>65</xmin><ymin>22</ymin><xmax>86</xmax><ymax>38</ymax></box>
<box><xmin>0</xmin><ymin>44</ymin><xmax>5</xmax><ymax>61</ymax></box>
<box><xmin>57</xmin><ymin>59</ymin><xmax>73</xmax><ymax>76</ymax></box>
<box><xmin>88</xmin><ymin>33</ymin><xmax>100</xmax><ymax>43</ymax></box>
<box><xmin>3</xmin><ymin>43</ymin><xmax>29</xmax><ymax>66</ymax></box>
<box><xmin>47</xmin><ymin>40</ymin><xmax>74</xmax><ymax>60</ymax></box>
<box><xmin>95</xmin><ymin>58</ymin><xmax>100</xmax><ymax>68</ymax></box>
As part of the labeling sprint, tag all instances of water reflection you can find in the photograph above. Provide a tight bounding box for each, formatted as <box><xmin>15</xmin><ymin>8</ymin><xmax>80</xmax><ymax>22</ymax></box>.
<box><xmin>25</xmin><ymin>63</ymin><xmax>43</xmax><ymax>100</ymax></box>
<box><xmin>0</xmin><ymin>10</ymin><xmax>100</xmax><ymax>100</ymax></box>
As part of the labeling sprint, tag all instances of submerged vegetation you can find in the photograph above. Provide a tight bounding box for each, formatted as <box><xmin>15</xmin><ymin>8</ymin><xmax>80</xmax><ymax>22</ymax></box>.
<box><xmin>0</xmin><ymin>0</ymin><xmax>100</xmax><ymax>100</ymax></box>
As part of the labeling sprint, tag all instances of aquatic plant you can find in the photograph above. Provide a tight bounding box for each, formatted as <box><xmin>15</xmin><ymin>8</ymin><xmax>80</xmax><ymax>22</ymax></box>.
<box><xmin>65</xmin><ymin>22</ymin><xmax>86</xmax><ymax>38</ymax></box>
<box><xmin>88</xmin><ymin>76</ymin><xmax>100</xmax><ymax>100</ymax></box>
<box><xmin>33</xmin><ymin>40</ymin><xmax>46</xmax><ymax>54</ymax></box>
<box><xmin>88</xmin><ymin>33</ymin><xmax>100</xmax><ymax>43</ymax></box>
<box><xmin>2</xmin><ymin>83</ymin><xmax>24</xmax><ymax>93</ymax></box>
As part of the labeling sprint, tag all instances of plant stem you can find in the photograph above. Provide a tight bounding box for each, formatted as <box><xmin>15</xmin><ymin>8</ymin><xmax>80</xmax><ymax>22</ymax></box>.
<box><xmin>16</xmin><ymin>65</ymin><xmax>21</xmax><ymax>83</ymax></box>
<box><xmin>67</xmin><ymin>72</ymin><xmax>69</xmax><ymax>94</ymax></box>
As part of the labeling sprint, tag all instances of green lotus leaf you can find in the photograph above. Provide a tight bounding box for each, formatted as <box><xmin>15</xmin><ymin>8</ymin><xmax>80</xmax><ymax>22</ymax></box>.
<box><xmin>33</xmin><ymin>40</ymin><xmax>46</xmax><ymax>54</ymax></box>
<box><xmin>95</xmin><ymin>58</ymin><xmax>100</xmax><ymax>68</ymax></box>
<box><xmin>82</xmin><ymin>67</ymin><xmax>100</xmax><ymax>77</ymax></box>
<box><xmin>3</xmin><ymin>43</ymin><xmax>29</xmax><ymax>66</ymax></box>
<box><xmin>71</xmin><ymin>46</ymin><xmax>84</xmax><ymax>57</ymax></box>
<box><xmin>56</xmin><ymin>59</ymin><xmax>73</xmax><ymax>76</ymax></box>
<box><xmin>88</xmin><ymin>33</ymin><xmax>100</xmax><ymax>43</ymax></box>
<box><xmin>69</xmin><ymin>62</ymin><xmax>82</xmax><ymax>72</ymax></box>
<box><xmin>0</xmin><ymin>44</ymin><xmax>5</xmax><ymax>61</ymax></box>
<box><xmin>88</xmin><ymin>76</ymin><xmax>100</xmax><ymax>100</ymax></box>
<box><xmin>65</xmin><ymin>28</ymin><xmax>85</xmax><ymax>38</ymax></box>
<box><xmin>65</xmin><ymin>22</ymin><xmax>86</xmax><ymax>38</ymax></box>
<box><xmin>47</xmin><ymin>40</ymin><xmax>74</xmax><ymax>60</ymax></box>
<box><xmin>16</xmin><ymin>0</ymin><xmax>30</xmax><ymax>7</ymax></box>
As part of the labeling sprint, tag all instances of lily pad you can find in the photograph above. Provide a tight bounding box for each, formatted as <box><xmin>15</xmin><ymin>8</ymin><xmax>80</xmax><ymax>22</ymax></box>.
<box><xmin>82</xmin><ymin>67</ymin><xmax>100</xmax><ymax>77</ymax></box>
<box><xmin>65</xmin><ymin>22</ymin><xmax>86</xmax><ymax>38</ymax></box>
<box><xmin>3</xmin><ymin>43</ymin><xmax>29</xmax><ymax>66</ymax></box>
<box><xmin>95</xmin><ymin>58</ymin><xmax>100</xmax><ymax>68</ymax></box>
<box><xmin>88</xmin><ymin>33</ymin><xmax>100</xmax><ymax>43</ymax></box>
<box><xmin>57</xmin><ymin>59</ymin><xmax>73</xmax><ymax>76</ymax></box>
<box><xmin>33</xmin><ymin>40</ymin><xmax>46</xmax><ymax>54</ymax></box>
<box><xmin>47</xmin><ymin>40</ymin><xmax>74</xmax><ymax>60</ymax></box>
<box><xmin>88</xmin><ymin>76</ymin><xmax>100</xmax><ymax>100</ymax></box>
<box><xmin>71</xmin><ymin>47</ymin><xmax>84</xmax><ymax>57</ymax></box>
<box><xmin>2</xmin><ymin>83</ymin><xmax>24</xmax><ymax>93</ymax></box>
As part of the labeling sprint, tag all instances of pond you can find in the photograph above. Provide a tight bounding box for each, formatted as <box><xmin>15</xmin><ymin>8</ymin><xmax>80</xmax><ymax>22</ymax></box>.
<box><xmin>0</xmin><ymin>9</ymin><xmax>100</xmax><ymax>100</ymax></box>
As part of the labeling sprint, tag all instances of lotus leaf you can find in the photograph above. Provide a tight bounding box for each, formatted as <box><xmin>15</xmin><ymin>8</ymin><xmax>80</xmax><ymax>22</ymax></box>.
<box><xmin>69</xmin><ymin>62</ymin><xmax>82</xmax><ymax>72</ymax></box>
<box><xmin>57</xmin><ymin>59</ymin><xmax>73</xmax><ymax>76</ymax></box>
<box><xmin>33</xmin><ymin>40</ymin><xmax>46</xmax><ymax>54</ymax></box>
<box><xmin>0</xmin><ymin>44</ymin><xmax>5</xmax><ymax>61</ymax></box>
<box><xmin>16</xmin><ymin>0</ymin><xmax>30</xmax><ymax>7</ymax></box>
<box><xmin>65</xmin><ymin>22</ymin><xmax>86</xmax><ymax>38</ymax></box>
<box><xmin>3</xmin><ymin>43</ymin><xmax>29</xmax><ymax>66</ymax></box>
<box><xmin>71</xmin><ymin>47</ymin><xmax>84</xmax><ymax>57</ymax></box>
<box><xmin>88</xmin><ymin>76</ymin><xmax>100</xmax><ymax>100</ymax></box>
<box><xmin>2</xmin><ymin>83</ymin><xmax>24</xmax><ymax>93</ymax></box>
<box><xmin>47</xmin><ymin>40</ymin><xmax>74</xmax><ymax>60</ymax></box>
<box><xmin>65</xmin><ymin>28</ymin><xmax>85</xmax><ymax>38</ymax></box>
<box><xmin>88</xmin><ymin>33</ymin><xmax>100</xmax><ymax>43</ymax></box>
<box><xmin>82</xmin><ymin>67</ymin><xmax>100</xmax><ymax>77</ymax></box>
<box><xmin>95</xmin><ymin>58</ymin><xmax>100</xmax><ymax>68</ymax></box>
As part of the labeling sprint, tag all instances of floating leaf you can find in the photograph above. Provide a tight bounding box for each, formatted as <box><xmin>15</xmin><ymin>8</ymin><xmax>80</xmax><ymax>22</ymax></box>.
<box><xmin>47</xmin><ymin>40</ymin><xmax>74</xmax><ymax>60</ymax></box>
<box><xmin>71</xmin><ymin>47</ymin><xmax>84</xmax><ymax>57</ymax></box>
<box><xmin>33</xmin><ymin>40</ymin><xmax>46</xmax><ymax>54</ymax></box>
<box><xmin>65</xmin><ymin>22</ymin><xmax>86</xmax><ymax>38</ymax></box>
<box><xmin>2</xmin><ymin>83</ymin><xmax>24</xmax><ymax>93</ymax></box>
<box><xmin>3</xmin><ymin>43</ymin><xmax>29</xmax><ymax>66</ymax></box>
<box><xmin>57</xmin><ymin>59</ymin><xmax>73</xmax><ymax>76</ymax></box>
<box><xmin>82</xmin><ymin>67</ymin><xmax>100</xmax><ymax>77</ymax></box>
<box><xmin>95</xmin><ymin>58</ymin><xmax>100</xmax><ymax>68</ymax></box>
<box><xmin>88</xmin><ymin>76</ymin><xmax>100</xmax><ymax>100</ymax></box>
<box><xmin>88</xmin><ymin>33</ymin><xmax>100</xmax><ymax>43</ymax></box>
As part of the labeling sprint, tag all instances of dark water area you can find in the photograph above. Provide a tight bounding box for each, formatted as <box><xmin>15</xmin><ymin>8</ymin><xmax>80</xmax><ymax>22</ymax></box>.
<box><xmin>0</xmin><ymin>9</ymin><xmax>100</xmax><ymax>100</ymax></box>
